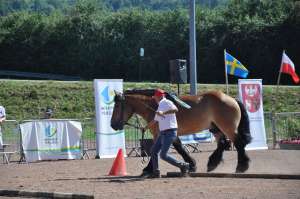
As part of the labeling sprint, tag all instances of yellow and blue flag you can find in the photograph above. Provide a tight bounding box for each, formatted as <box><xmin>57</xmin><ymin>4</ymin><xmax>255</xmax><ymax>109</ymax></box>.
<box><xmin>225</xmin><ymin>51</ymin><xmax>248</xmax><ymax>78</ymax></box>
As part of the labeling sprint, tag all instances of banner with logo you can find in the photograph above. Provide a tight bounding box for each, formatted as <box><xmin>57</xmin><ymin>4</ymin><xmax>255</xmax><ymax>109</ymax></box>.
<box><xmin>238</xmin><ymin>79</ymin><xmax>268</xmax><ymax>150</ymax></box>
<box><xmin>94</xmin><ymin>79</ymin><xmax>125</xmax><ymax>158</ymax></box>
<box><xmin>179</xmin><ymin>130</ymin><xmax>213</xmax><ymax>144</ymax></box>
<box><xmin>20</xmin><ymin>120</ymin><xmax>82</xmax><ymax>162</ymax></box>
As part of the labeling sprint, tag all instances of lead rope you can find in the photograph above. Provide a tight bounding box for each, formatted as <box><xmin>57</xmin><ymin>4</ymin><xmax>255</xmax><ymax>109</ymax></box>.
<box><xmin>124</xmin><ymin>116</ymin><xmax>149</xmax><ymax>165</ymax></box>
<box><xmin>134</xmin><ymin>114</ymin><xmax>149</xmax><ymax>164</ymax></box>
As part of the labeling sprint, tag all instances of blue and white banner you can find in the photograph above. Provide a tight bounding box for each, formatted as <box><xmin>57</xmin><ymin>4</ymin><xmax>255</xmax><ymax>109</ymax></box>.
<box><xmin>179</xmin><ymin>130</ymin><xmax>213</xmax><ymax>144</ymax></box>
<box><xmin>94</xmin><ymin>79</ymin><xmax>125</xmax><ymax>158</ymax></box>
<box><xmin>238</xmin><ymin>79</ymin><xmax>268</xmax><ymax>150</ymax></box>
<box><xmin>20</xmin><ymin>120</ymin><xmax>82</xmax><ymax>162</ymax></box>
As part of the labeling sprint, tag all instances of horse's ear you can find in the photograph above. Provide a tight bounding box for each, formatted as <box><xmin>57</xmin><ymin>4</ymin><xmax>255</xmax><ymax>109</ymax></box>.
<box><xmin>114</xmin><ymin>90</ymin><xmax>125</xmax><ymax>101</ymax></box>
<box><xmin>114</xmin><ymin>90</ymin><xmax>122</xmax><ymax>96</ymax></box>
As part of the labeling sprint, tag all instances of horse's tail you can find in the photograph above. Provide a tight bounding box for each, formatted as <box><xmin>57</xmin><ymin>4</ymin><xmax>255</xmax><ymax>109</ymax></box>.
<box><xmin>236</xmin><ymin>100</ymin><xmax>252</xmax><ymax>146</ymax></box>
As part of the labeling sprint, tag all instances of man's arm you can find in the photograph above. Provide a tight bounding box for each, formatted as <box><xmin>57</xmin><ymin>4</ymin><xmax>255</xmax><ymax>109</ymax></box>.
<box><xmin>0</xmin><ymin>116</ymin><xmax>5</xmax><ymax>123</ymax></box>
<box><xmin>156</xmin><ymin>106</ymin><xmax>178</xmax><ymax>116</ymax></box>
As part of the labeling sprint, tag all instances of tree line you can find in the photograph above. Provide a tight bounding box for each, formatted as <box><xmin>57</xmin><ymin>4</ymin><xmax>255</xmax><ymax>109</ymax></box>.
<box><xmin>0</xmin><ymin>0</ymin><xmax>299</xmax><ymax>84</ymax></box>
<box><xmin>0</xmin><ymin>0</ymin><xmax>227</xmax><ymax>16</ymax></box>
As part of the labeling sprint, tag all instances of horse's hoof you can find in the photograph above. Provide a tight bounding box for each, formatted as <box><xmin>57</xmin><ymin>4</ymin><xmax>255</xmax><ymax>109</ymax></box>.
<box><xmin>189</xmin><ymin>166</ymin><xmax>197</xmax><ymax>172</ymax></box>
<box><xmin>207</xmin><ymin>157</ymin><xmax>222</xmax><ymax>172</ymax></box>
<box><xmin>235</xmin><ymin>163</ymin><xmax>249</xmax><ymax>173</ymax></box>
<box><xmin>207</xmin><ymin>164</ymin><xmax>218</xmax><ymax>172</ymax></box>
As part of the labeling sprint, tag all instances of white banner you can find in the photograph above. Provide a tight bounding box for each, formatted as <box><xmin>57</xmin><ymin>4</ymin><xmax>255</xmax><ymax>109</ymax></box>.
<box><xmin>179</xmin><ymin>130</ymin><xmax>213</xmax><ymax>144</ymax></box>
<box><xmin>238</xmin><ymin>79</ymin><xmax>268</xmax><ymax>150</ymax></box>
<box><xmin>94</xmin><ymin>79</ymin><xmax>125</xmax><ymax>158</ymax></box>
<box><xmin>20</xmin><ymin>120</ymin><xmax>82</xmax><ymax>162</ymax></box>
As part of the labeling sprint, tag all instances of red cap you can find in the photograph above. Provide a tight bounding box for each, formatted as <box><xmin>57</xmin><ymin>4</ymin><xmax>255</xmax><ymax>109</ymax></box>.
<box><xmin>153</xmin><ymin>89</ymin><xmax>165</xmax><ymax>97</ymax></box>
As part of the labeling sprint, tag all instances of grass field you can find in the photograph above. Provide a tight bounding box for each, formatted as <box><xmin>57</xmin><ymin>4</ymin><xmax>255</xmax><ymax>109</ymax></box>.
<box><xmin>0</xmin><ymin>80</ymin><xmax>299</xmax><ymax>120</ymax></box>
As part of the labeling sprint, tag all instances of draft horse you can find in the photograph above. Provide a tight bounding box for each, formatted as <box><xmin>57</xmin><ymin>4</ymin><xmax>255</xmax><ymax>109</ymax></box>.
<box><xmin>111</xmin><ymin>89</ymin><xmax>252</xmax><ymax>175</ymax></box>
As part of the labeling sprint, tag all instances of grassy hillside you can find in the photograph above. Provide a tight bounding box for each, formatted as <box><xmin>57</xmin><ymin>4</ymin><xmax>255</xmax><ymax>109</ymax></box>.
<box><xmin>0</xmin><ymin>80</ymin><xmax>299</xmax><ymax>120</ymax></box>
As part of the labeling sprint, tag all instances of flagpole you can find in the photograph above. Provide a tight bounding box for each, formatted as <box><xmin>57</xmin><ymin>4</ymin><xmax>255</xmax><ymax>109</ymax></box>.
<box><xmin>224</xmin><ymin>49</ymin><xmax>229</xmax><ymax>94</ymax></box>
<box><xmin>274</xmin><ymin>50</ymin><xmax>284</xmax><ymax>105</ymax></box>
<box><xmin>276</xmin><ymin>50</ymin><xmax>284</xmax><ymax>88</ymax></box>
<box><xmin>271</xmin><ymin>50</ymin><xmax>284</xmax><ymax>149</ymax></box>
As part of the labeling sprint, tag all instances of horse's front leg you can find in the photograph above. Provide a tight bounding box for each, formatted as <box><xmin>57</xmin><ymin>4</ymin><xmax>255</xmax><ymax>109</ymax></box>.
<box><xmin>141</xmin><ymin>128</ymin><xmax>158</xmax><ymax>177</ymax></box>
<box><xmin>141</xmin><ymin>158</ymin><xmax>153</xmax><ymax>176</ymax></box>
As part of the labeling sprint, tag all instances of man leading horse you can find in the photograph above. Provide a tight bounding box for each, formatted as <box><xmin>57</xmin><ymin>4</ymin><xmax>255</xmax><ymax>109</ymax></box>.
<box><xmin>143</xmin><ymin>89</ymin><xmax>190</xmax><ymax>178</ymax></box>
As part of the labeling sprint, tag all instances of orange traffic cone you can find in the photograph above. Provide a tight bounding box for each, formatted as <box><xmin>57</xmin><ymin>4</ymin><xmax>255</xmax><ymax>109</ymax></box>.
<box><xmin>108</xmin><ymin>148</ymin><xmax>127</xmax><ymax>176</ymax></box>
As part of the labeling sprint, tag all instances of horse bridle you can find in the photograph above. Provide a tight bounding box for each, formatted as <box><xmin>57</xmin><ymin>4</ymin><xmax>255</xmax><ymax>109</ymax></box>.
<box><xmin>118</xmin><ymin>92</ymin><xmax>157</xmax><ymax>127</ymax></box>
<box><xmin>116</xmin><ymin>93</ymin><xmax>148</xmax><ymax>161</ymax></box>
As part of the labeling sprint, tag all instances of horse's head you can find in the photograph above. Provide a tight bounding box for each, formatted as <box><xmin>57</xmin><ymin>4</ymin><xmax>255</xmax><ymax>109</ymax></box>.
<box><xmin>110</xmin><ymin>91</ymin><xmax>134</xmax><ymax>130</ymax></box>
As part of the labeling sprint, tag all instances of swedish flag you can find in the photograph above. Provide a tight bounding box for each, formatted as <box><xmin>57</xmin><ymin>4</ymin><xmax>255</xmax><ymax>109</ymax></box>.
<box><xmin>225</xmin><ymin>51</ymin><xmax>248</xmax><ymax>78</ymax></box>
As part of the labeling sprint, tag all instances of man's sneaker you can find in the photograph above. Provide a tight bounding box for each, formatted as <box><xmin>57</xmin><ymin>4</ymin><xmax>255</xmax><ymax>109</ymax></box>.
<box><xmin>143</xmin><ymin>170</ymin><xmax>160</xmax><ymax>179</ymax></box>
<box><xmin>140</xmin><ymin>171</ymin><xmax>152</xmax><ymax>178</ymax></box>
<box><xmin>180</xmin><ymin>163</ymin><xmax>190</xmax><ymax>177</ymax></box>
<box><xmin>150</xmin><ymin>171</ymin><xmax>161</xmax><ymax>178</ymax></box>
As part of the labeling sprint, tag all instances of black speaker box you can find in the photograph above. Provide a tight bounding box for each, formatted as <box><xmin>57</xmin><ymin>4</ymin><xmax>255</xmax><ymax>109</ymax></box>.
<box><xmin>169</xmin><ymin>59</ymin><xmax>187</xmax><ymax>84</ymax></box>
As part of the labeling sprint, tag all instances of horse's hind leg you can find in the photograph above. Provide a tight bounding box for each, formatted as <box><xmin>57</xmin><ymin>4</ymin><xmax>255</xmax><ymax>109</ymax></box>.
<box><xmin>234</xmin><ymin>134</ymin><xmax>250</xmax><ymax>173</ymax></box>
<box><xmin>207</xmin><ymin>133</ymin><xmax>228</xmax><ymax>172</ymax></box>
<box><xmin>172</xmin><ymin>137</ymin><xmax>197</xmax><ymax>172</ymax></box>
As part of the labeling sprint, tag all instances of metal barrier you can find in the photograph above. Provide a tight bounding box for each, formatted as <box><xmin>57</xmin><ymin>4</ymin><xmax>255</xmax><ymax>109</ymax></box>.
<box><xmin>81</xmin><ymin>118</ymin><xmax>96</xmax><ymax>159</ymax></box>
<box><xmin>264</xmin><ymin>112</ymin><xmax>274</xmax><ymax>147</ymax></box>
<box><xmin>80</xmin><ymin>116</ymin><xmax>152</xmax><ymax>158</ymax></box>
<box><xmin>264</xmin><ymin>112</ymin><xmax>300</xmax><ymax>148</ymax></box>
<box><xmin>272</xmin><ymin>112</ymin><xmax>300</xmax><ymax>148</ymax></box>
<box><xmin>0</xmin><ymin>112</ymin><xmax>298</xmax><ymax>163</ymax></box>
<box><xmin>125</xmin><ymin>115</ymin><xmax>152</xmax><ymax>157</ymax></box>
<box><xmin>0</xmin><ymin>120</ymin><xmax>20</xmax><ymax>163</ymax></box>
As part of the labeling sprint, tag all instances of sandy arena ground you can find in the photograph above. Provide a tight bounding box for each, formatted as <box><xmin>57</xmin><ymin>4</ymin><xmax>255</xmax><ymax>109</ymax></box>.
<box><xmin>0</xmin><ymin>148</ymin><xmax>300</xmax><ymax>199</ymax></box>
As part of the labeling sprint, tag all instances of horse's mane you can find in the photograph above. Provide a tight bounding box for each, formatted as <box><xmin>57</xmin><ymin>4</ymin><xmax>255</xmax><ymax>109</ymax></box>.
<box><xmin>124</xmin><ymin>89</ymin><xmax>156</xmax><ymax>97</ymax></box>
<box><xmin>124</xmin><ymin>89</ymin><xmax>230</xmax><ymax>109</ymax></box>
<box><xmin>124</xmin><ymin>89</ymin><xmax>225</xmax><ymax>98</ymax></box>
<box><xmin>124</xmin><ymin>89</ymin><xmax>191</xmax><ymax>108</ymax></box>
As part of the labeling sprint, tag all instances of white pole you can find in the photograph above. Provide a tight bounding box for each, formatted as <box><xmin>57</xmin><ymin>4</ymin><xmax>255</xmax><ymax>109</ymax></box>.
<box><xmin>189</xmin><ymin>0</ymin><xmax>197</xmax><ymax>95</ymax></box>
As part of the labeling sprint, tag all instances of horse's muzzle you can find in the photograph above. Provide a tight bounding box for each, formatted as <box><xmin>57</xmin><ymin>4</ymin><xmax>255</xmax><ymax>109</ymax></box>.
<box><xmin>111</xmin><ymin>121</ymin><xmax>124</xmax><ymax>131</ymax></box>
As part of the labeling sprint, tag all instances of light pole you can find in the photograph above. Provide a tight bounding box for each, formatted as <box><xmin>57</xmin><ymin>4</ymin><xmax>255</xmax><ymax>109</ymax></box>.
<box><xmin>139</xmin><ymin>47</ymin><xmax>144</xmax><ymax>81</ymax></box>
<box><xmin>189</xmin><ymin>0</ymin><xmax>197</xmax><ymax>95</ymax></box>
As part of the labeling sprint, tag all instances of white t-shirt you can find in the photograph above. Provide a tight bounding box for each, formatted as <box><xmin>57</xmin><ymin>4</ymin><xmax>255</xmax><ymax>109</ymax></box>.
<box><xmin>0</xmin><ymin>106</ymin><xmax>5</xmax><ymax>148</ymax></box>
<box><xmin>0</xmin><ymin>106</ymin><xmax>5</xmax><ymax>118</ymax></box>
<box><xmin>154</xmin><ymin>98</ymin><xmax>178</xmax><ymax>131</ymax></box>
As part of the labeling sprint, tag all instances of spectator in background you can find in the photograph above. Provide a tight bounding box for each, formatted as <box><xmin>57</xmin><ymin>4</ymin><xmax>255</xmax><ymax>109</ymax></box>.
<box><xmin>0</xmin><ymin>105</ymin><xmax>6</xmax><ymax>148</ymax></box>
<box><xmin>43</xmin><ymin>107</ymin><xmax>53</xmax><ymax>119</ymax></box>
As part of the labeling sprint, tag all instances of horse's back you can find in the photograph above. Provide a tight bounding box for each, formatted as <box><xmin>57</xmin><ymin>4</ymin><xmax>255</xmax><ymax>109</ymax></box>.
<box><xmin>180</xmin><ymin>90</ymin><xmax>238</xmax><ymax>109</ymax></box>
<box><xmin>176</xmin><ymin>90</ymin><xmax>241</xmax><ymax>138</ymax></box>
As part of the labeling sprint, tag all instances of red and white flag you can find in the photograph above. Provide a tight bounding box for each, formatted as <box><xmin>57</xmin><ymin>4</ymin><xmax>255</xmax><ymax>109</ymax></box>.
<box><xmin>280</xmin><ymin>52</ymin><xmax>299</xmax><ymax>84</ymax></box>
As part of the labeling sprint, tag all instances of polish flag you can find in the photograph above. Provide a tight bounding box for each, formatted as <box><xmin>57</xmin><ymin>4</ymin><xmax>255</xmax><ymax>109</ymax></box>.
<box><xmin>280</xmin><ymin>52</ymin><xmax>299</xmax><ymax>83</ymax></box>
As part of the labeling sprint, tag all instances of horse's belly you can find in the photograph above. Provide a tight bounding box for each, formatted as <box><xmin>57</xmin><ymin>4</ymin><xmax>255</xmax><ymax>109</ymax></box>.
<box><xmin>177</xmin><ymin>120</ymin><xmax>211</xmax><ymax>136</ymax></box>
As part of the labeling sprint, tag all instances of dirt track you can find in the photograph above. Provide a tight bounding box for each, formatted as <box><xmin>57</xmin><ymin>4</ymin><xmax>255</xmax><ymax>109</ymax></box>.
<box><xmin>0</xmin><ymin>149</ymin><xmax>300</xmax><ymax>199</ymax></box>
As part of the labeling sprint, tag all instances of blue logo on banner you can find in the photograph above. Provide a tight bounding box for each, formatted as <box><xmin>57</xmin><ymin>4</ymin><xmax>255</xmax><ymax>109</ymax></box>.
<box><xmin>101</xmin><ymin>86</ymin><xmax>115</xmax><ymax>105</ymax></box>
<box><xmin>45</xmin><ymin>125</ymin><xmax>57</xmax><ymax>137</ymax></box>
